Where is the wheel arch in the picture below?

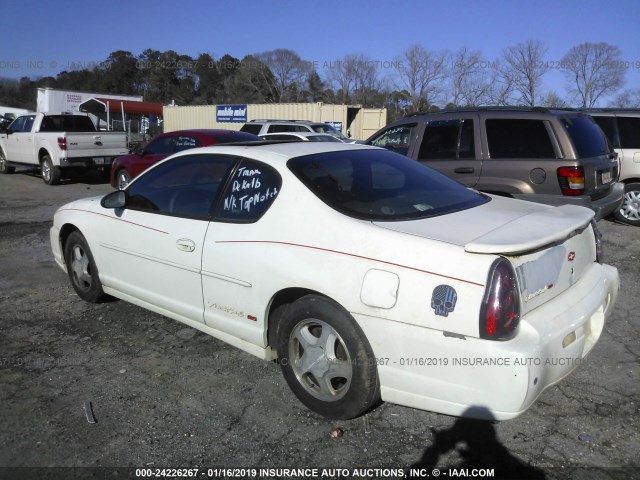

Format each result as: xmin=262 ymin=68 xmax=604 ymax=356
xmin=38 ymin=148 xmax=52 ymax=163
xmin=621 ymin=177 xmax=640 ymax=185
xmin=266 ymin=287 xmax=336 ymax=348
xmin=59 ymin=223 xmax=81 ymax=263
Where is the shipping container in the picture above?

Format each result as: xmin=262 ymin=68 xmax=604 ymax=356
xmin=162 ymin=103 xmax=387 ymax=141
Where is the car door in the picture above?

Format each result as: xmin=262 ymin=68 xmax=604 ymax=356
xmin=411 ymin=115 xmax=482 ymax=187
xmin=200 ymin=158 xmax=282 ymax=348
xmin=3 ymin=115 xmax=34 ymax=163
xmin=131 ymin=134 xmax=178 ymax=178
xmin=98 ymin=153 xmax=237 ymax=324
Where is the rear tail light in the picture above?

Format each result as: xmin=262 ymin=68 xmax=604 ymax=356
xmin=591 ymin=219 xmax=603 ymax=264
xmin=58 ymin=137 xmax=67 ymax=151
xmin=557 ymin=166 xmax=585 ymax=196
xmin=480 ymin=258 xmax=521 ymax=341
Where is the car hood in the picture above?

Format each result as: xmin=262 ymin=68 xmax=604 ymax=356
xmin=372 ymin=196 xmax=595 ymax=255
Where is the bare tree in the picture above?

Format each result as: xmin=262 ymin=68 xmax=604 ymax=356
xmin=486 ymin=60 xmax=515 ymax=106
xmin=450 ymin=47 xmax=493 ymax=106
xmin=396 ymin=44 xmax=448 ymax=111
xmin=542 ymin=91 xmax=568 ymax=108
xmin=326 ymin=55 xmax=357 ymax=104
xmin=501 ymin=40 xmax=549 ymax=106
xmin=350 ymin=54 xmax=380 ymax=106
xmin=609 ymin=88 xmax=640 ymax=108
xmin=561 ymin=43 xmax=626 ymax=108
xmin=255 ymin=49 xmax=311 ymax=102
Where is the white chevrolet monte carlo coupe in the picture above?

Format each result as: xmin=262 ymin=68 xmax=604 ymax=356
xmin=50 ymin=142 xmax=619 ymax=421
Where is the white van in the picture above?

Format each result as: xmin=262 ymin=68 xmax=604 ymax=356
xmin=588 ymin=110 xmax=640 ymax=226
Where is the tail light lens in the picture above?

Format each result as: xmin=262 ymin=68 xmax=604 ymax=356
xmin=58 ymin=137 xmax=67 ymax=151
xmin=591 ymin=219 xmax=603 ymax=264
xmin=557 ymin=166 xmax=585 ymax=196
xmin=480 ymin=258 xmax=521 ymax=341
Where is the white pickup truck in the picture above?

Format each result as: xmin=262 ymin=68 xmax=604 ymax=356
xmin=0 ymin=112 xmax=128 ymax=185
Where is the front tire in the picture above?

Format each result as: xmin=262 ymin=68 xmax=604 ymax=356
xmin=41 ymin=155 xmax=61 ymax=185
xmin=0 ymin=150 xmax=15 ymax=174
xmin=64 ymin=231 xmax=108 ymax=303
xmin=116 ymin=168 xmax=131 ymax=190
xmin=276 ymin=295 xmax=380 ymax=420
xmin=613 ymin=182 xmax=640 ymax=226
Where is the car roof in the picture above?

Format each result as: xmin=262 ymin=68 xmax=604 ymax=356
xmin=261 ymin=132 xmax=333 ymax=138
xmin=165 ymin=129 xmax=261 ymax=139
xmin=170 ymin=140 xmax=376 ymax=164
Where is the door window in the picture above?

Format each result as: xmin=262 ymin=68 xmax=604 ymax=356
xmin=126 ymin=154 xmax=236 ymax=219
xmin=418 ymin=120 xmax=475 ymax=160
xmin=144 ymin=135 xmax=177 ymax=155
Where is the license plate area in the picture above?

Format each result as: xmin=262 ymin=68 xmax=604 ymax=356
xmin=93 ymin=157 xmax=105 ymax=165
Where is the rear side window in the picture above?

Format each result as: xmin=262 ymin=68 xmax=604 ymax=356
xmin=367 ymin=124 xmax=416 ymax=156
xmin=218 ymin=159 xmax=282 ymax=222
xmin=617 ymin=116 xmax=640 ymax=149
xmin=486 ymin=119 xmax=556 ymax=159
xmin=174 ymin=136 xmax=199 ymax=152
xmin=418 ymin=120 xmax=475 ymax=160
xmin=560 ymin=115 xmax=610 ymax=157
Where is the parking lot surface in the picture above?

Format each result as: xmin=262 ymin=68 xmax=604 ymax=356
xmin=0 ymin=169 xmax=638 ymax=480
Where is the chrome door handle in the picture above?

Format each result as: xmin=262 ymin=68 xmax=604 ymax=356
xmin=176 ymin=238 xmax=195 ymax=252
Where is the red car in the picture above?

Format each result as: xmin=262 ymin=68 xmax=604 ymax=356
xmin=110 ymin=129 xmax=261 ymax=189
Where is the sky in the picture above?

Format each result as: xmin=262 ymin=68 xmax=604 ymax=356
xmin=2 ymin=0 xmax=640 ymax=106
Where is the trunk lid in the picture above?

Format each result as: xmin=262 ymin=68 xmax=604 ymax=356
xmin=373 ymin=197 xmax=597 ymax=314
xmin=63 ymin=132 xmax=129 ymax=158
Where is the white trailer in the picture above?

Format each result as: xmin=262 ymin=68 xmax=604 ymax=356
xmin=36 ymin=88 xmax=142 ymax=114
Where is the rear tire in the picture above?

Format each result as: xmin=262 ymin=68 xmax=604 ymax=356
xmin=276 ymin=295 xmax=380 ymax=420
xmin=0 ymin=150 xmax=15 ymax=174
xmin=613 ymin=182 xmax=640 ymax=226
xmin=41 ymin=155 xmax=61 ymax=185
xmin=64 ymin=231 xmax=109 ymax=303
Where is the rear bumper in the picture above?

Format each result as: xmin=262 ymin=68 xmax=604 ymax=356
xmin=512 ymin=182 xmax=624 ymax=220
xmin=58 ymin=156 xmax=116 ymax=168
xmin=353 ymin=262 xmax=619 ymax=420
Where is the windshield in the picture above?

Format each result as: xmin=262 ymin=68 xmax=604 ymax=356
xmin=311 ymin=123 xmax=350 ymax=140
xmin=288 ymin=149 xmax=488 ymax=221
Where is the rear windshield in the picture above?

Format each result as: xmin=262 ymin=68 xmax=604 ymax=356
xmin=39 ymin=115 xmax=96 ymax=132
xmin=240 ymin=124 xmax=262 ymax=135
xmin=288 ymin=149 xmax=488 ymax=221
xmin=560 ymin=114 xmax=611 ymax=158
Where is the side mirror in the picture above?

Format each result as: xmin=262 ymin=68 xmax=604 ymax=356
xmin=101 ymin=190 xmax=126 ymax=209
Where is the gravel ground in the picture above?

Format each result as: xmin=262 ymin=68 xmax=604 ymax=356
xmin=0 ymin=168 xmax=638 ymax=480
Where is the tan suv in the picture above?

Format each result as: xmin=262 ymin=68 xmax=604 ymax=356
xmin=365 ymin=107 xmax=624 ymax=220
xmin=586 ymin=109 xmax=640 ymax=226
